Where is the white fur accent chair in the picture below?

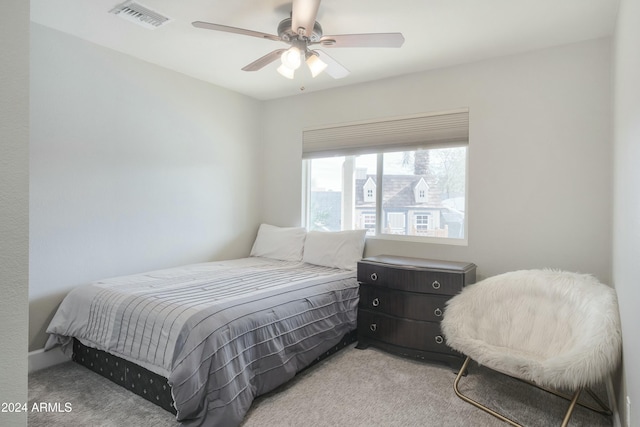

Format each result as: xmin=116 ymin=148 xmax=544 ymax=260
xmin=441 ymin=269 xmax=622 ymax=427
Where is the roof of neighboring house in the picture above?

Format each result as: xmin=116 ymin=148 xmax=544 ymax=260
xmin=356 ymin=175 xmax=444 ymax=209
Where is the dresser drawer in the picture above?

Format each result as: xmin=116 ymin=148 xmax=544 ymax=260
xmin=356 ymin=255 xmax=475 ymax=366
xmin=357 ymin=310 xmax=455 ymax=356
xmin=359 ymin=284 xmax=449 ymax=322
xmin=358 ymin=262 xmax=464 ymax=296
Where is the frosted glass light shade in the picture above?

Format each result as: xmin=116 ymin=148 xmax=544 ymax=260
xmin=277 ymin=64 xmax=295 ymax=79
xmin=280 ymin=47 xmax=302 ymax=70
xmin=306 ymin=54 xmax=328 ymax=78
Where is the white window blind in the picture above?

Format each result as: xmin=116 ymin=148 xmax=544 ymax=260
xmin=302 ymin=108 xmax=469 ymax=159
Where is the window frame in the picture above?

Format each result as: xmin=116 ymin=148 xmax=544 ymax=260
xmin=302 ymin=146 xmax=469 ymax=246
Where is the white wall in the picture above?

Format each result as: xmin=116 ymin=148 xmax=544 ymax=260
xmin=613 ymin=0 xmax=640 ymax=424
xmin=0 ymin=1 xmax=29 ymax=426
xmin=22 ymin=13 xmax=635 ymax=424
xmin=29 ymin=24 xmax=264 ymax=351
xmin=261 ymin=39 xmax=612 ymax=282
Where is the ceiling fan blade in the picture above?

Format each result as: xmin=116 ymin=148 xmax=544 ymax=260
xmin=291 ymin=0 xmax=321 ymax=38
xmin=317 ymin=33 xmax=405 ymax=48
xmin=241 ymin=49 xmax=287 ymax=71
xmin=192 ymin=21 xmax=281 ymax=42
xmin=313 ymin=49 xmax=349 ymax=79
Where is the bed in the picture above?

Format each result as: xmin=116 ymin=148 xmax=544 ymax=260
xmin=45 ymin=225 xmax=366 ymax=427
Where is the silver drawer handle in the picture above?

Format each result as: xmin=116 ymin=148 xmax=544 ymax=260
xmin=370 ymin=323 xmax=377 ymax=332
xmin=431 ymin=280 xmax=441 ymax=290
xmin=435 ymin=335 xmax=444 ymax=344
xmin=372 ymin=298 xmax=380 ymax=307
xmin=370 ymin=273 xmax=378 ymax=281
xmin=434 ymin=308 xmax=443 ymax=317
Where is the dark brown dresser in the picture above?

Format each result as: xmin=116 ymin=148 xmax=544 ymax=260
xmin=356 ymin=255 xmax=476 ymax=367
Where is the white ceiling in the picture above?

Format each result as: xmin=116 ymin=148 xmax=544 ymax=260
xmin=31 ymin=0 xmax=619 ymax=101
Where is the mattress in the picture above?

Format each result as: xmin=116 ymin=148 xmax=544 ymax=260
xmin=46 ymin=257 xmax=359 ymax=426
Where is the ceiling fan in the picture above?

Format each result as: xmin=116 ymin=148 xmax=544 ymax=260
xmin=192 ymin=0 xmax=404 ymax=80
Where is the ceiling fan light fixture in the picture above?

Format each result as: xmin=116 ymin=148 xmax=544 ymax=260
xmin=306 ymin=53 xmax=327 ymax=78
xmin=192 ymin=0 xmax=404 ymax=82
xmin=277 ymin=64 xmax=295 ymax=79
xmin=280 ymin=47 xmax=302 ymax=70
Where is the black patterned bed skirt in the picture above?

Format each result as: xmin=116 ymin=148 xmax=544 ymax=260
xmin=72 ymin=339 xmax=177 ymax=414
xmin=72 ymin=329 xmax=357 ymax=415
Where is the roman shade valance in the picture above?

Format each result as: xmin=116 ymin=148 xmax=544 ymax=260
xmin=302 ymin=108 xmax=469 ymax=159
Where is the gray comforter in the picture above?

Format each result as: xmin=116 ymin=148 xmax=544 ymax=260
xmin=45 ymin=257 xmax=359 ymax=426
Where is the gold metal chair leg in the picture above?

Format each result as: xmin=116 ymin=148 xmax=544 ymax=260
xmin=453 ymin=356 xmax=523 ymax=427
xmin=584 ymin=387 xmax=613 ymax=416
xmin=453 ymin=356 xmax=612 ymax=427
xmin=519 ymin=380 xmax=612 ymax=416
xmin=560 ymin=388 xmax=581 ymax=427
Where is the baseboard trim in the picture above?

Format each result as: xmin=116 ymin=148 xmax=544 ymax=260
xmin=607 ymin=375 xmax=622 ymax=427
xmin=28 ymin=347 xmax=70 ymax=373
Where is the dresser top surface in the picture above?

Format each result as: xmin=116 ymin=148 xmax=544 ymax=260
xmin=359 ymin=255 xmax=476 ymax=274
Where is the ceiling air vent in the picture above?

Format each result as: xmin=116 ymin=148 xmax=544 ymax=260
xmin=109 ymin=1 xmax=171 ymax=29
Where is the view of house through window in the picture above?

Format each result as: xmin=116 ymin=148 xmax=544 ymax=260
xmin=306 ymin=147 xmax=467 ymax=241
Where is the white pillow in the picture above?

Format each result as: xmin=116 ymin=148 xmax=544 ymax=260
xmin=250 ymin=224 xmax=306 ymax=261
xmin=303 ymin=230 xmax=367 ymax=270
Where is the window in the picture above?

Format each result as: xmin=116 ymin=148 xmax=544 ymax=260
xmin=415 ymin=213 xmax=431 ymax=233
xmin=304 ymin=146 xmax=467 ymax=242
xmin=302 ymin=109 xmax=469 ymax=244
xmin=362 ymin=212 xmax=376 ymax=235
xmin=306 ymin=154 xmax=377 ymax=232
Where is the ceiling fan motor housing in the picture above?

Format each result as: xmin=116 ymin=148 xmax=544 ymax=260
xmin=277 ymin=18 xmax=323 ymax=42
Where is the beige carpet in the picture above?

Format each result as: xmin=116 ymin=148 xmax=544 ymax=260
xmin=28 ymin=344 xmax=613 ymax=426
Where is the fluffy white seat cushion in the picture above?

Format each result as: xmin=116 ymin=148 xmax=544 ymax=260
xmin=441 ymin=269 xmax=622 ymax=389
